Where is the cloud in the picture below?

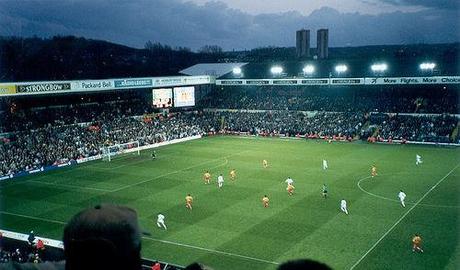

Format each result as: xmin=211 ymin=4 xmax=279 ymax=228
xmin=371 ymin=0 xmax=459 ymax=9
xmin=0 ymin=0 xmax=458 ymax=50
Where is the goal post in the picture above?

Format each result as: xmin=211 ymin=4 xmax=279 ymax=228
xmin=102 ymin=141 xmax=140 ymax=162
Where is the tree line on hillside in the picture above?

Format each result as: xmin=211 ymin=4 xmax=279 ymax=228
xmin=0 ymin=36 xmax=226 ymax=82
xmin=0 ymin=35 xmax=458 ymax=82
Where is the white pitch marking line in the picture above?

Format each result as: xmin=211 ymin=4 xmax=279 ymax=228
xmin=0 ymin=210 xmax=278 ymax=265
xmin=4 ymin=167 xmax=78 ymax=188
xmin=349 ymin=163 xmax=460 ymax=270
xmin=27 ymin=180 xmax=112 ymax=192
xmin=143 ymin=236 xmax=279 ymax=265
xmin=90 ymin=156 xmax=152 ymax=171
xmin=0 ymin=211 xmax=66 ymax=225
xmin=357 ymin=175 xmax=460 ymax=208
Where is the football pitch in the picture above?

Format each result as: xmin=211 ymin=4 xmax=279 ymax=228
xmin=0 ymin=136 xmax=459 ymax=270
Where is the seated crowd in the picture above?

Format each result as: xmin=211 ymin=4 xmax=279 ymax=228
xmin=0 ymin=113 xmax=206 ymax=176
xmin=199 ymin=86 xmax=459 ymax=114
xmin=0 ymin=248 xmax=42 ymax=264
xmin=2 ymin=108 xmax=457 ymax=177
xmin=0 ymin=232 xmax=46 ymax=264
xmin=0 ymin=94 xmax=151 ymax=133
xmin=204 ymin=111 xmax=364 ymax=138
xmin=369 ymin=113 xmax=458 ymax=143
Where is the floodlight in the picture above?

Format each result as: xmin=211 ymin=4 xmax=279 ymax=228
xmin=371 ymin=63 xmax=388 ymax=72
xmin=419 ymin=62 xmax=436 ymax=70
xmin=302 ymin=65 xmax=315 ymax=74
xmin=232 ymin=67 xmax=242 ymax=75
xmin=335 ymin=65 xmax=347 ymax=73
xmin=271 ymin=66 xmax=283 ymax=75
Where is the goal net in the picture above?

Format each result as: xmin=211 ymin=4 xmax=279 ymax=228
xmin=102 ymin=141 xmax=140 ymax=162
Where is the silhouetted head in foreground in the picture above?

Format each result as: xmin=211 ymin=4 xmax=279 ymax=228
xmin=63 ymin=204 xmax=142 ymax=270
xmin=184 ymin=262 xmax=214 ymax=270
xmin=277 ymin=259 xmax=333 ymax=270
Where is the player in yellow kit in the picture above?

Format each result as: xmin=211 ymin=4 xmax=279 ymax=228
xmin=230 ymin=169 xmax=236 ymax=180
xmin=412 ymin=234 xmax=424 ymax=253
xmin=262 ymin=195 xmax=269 ymax=208
xmin=203 ymin=171 xmax=211 ymax=184
xmin=286 ymin=184 xmax=295 ymax=196
xmin=263 ymin=159 xmax=268 ymax=168
xmin=371 ymin=165 xmax=377 ymax=178
xmin=185 ymin=194 xmax=193 ymax=210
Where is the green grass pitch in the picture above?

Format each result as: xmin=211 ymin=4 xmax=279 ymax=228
xmin=0 ymin=136 xmax=459 ymax=270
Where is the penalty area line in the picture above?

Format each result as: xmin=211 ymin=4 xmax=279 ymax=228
xmin=349 ymin=163 xmax=460 ymax=270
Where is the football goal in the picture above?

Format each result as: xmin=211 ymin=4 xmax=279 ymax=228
xmin=102 ymin=141 xmax=140 ymax=162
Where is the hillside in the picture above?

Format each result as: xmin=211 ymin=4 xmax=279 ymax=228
xmin=1 ymin=35 xmax=458 ymax=82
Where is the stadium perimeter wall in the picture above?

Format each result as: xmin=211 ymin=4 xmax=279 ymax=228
xmin=203 ymin=108 xmax=460 ymax=118
xmin=214 ymin=130 xmax=460 ymax=147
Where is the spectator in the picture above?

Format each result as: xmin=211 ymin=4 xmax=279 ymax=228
xmin=277 ymin=259 xmax=332 ymax=270
xmin=184 ymin=262 xmax=213 ymax=270
xmin=151 ymin=261 xmax=161 ymax=270
xmin=11 ymin=249 xmax=23 ymax=263
xmin=63 ymin=204 xmax=143 ymax=270
xmin=27 ymin=232 xmax=35 ymax=247
xmin=35 ymin=239 xmax=45 ymax=257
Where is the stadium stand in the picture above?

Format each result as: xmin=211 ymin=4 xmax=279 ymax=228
xmin=0 ymin=80 xmax=459 ymax=177
xmin=369 ymin=113 xmax=458 ymax=143
xmin=1 ymin=104 xmax=458 ymax=177
xmin=203 ymin=111 xmax=363 ymax=138
xmin=198 ymin=85 xmax=459 ymax=114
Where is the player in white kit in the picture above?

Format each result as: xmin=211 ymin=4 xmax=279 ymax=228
xmin=217 ymin=174 xmax=224 ymax=188
xmin=323 ymin=159 xmax=328 ymax=170
xmin=416 ymin=154 xmax=422 ymax=166
xmin=285 ymin=177 xmax=294 ymax=186
xmin=398 ymin=190 xmax=406 ymax=207
xmin=157 ymin=213 xmax=167 ymax=230
xmin=340 ymin=199 xmax=348 ymax=215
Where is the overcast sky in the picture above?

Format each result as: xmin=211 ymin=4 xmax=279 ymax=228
xmin=0 ymin=0 xmax=458 ymax=50
xmin=187 ymin=0 xmax=426 ymax=15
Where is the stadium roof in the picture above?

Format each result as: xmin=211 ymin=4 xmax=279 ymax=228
xmin=180 ymin=63 xmax=248 ymax=77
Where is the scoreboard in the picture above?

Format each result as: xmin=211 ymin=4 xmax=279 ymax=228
xmin=152 ymin=88 xmax=173 ymax=108
xmin=173 ymin=86 xmax=195 ymax=107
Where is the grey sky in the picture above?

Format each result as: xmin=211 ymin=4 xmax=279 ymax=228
xmin=0 ymin=0 xmax=458 ymax=50
xmin=186 ymin=0 xmax=426 ymax=15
